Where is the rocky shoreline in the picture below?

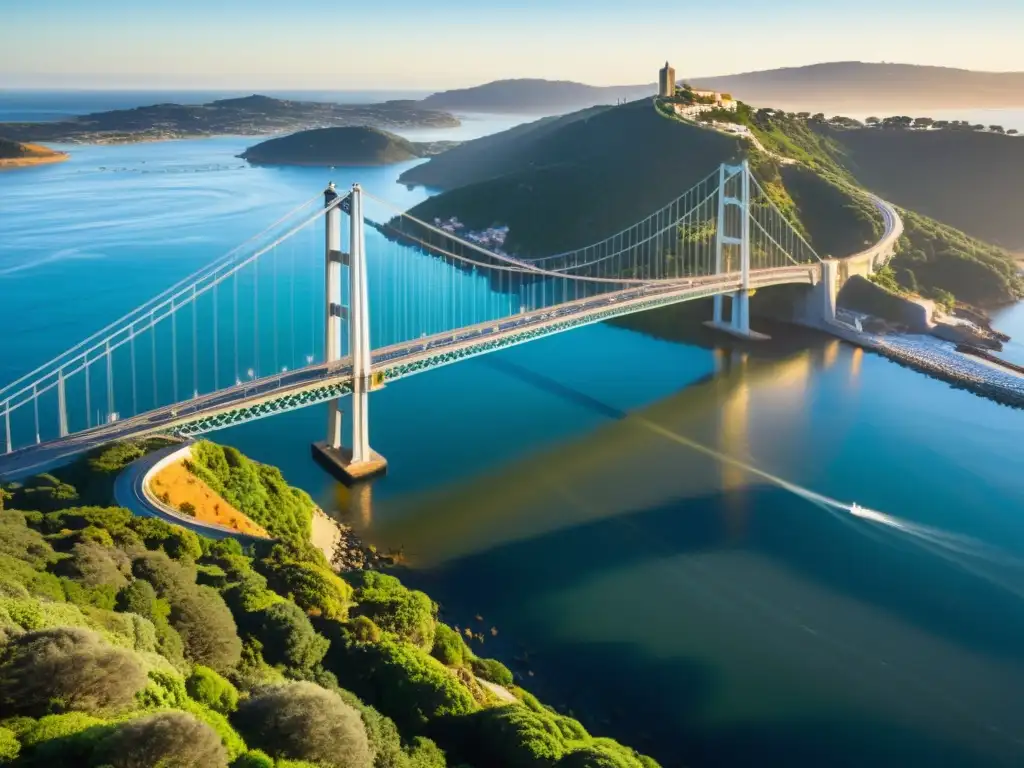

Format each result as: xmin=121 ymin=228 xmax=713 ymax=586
xmin=827 ymin=322 xmax=1024 ymax=408
xmin=312 ymin=506 xmax=402 ymax=572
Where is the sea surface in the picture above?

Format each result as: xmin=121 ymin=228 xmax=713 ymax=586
xmin=2 ymin=99 xmax=1024 ymax=767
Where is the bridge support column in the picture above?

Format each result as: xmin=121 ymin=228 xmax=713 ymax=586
xmin=704 ymin=161 xmax=768 ymax=341
xmin=313 ymin=183 xmax=387 ymax=486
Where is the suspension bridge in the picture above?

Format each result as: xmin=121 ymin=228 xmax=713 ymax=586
xmin=0 ymin=160 xmax=880 ymax=482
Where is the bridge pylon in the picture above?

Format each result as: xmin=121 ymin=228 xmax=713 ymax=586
xmin=705 ymin=160 xmax=769 ymax=341
xmin=312 ymin=183 xmax=388 ymax=485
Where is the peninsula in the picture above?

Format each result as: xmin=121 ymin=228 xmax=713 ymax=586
xmin=0 ymin=94 xmax=459 ymax=145
xmin=241 ymin=126 xmax=458 ymax=167
xmin=0 ymin=137 xmax=67 ymax=169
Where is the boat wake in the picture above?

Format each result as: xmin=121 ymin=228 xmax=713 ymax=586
xmin=633 ymin=413 xmax=1024 ymax=596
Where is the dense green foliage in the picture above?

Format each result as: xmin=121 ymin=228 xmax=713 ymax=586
xmin=0 ymin=440 xmax=660 ymax=767
xmin=187 ymin=441 xmax=314 ymax=542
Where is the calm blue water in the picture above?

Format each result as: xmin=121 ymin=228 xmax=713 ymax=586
xmin=2 ymin=117 xmax=1024 ymax=767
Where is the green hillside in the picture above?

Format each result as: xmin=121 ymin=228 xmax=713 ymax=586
xmin=814 ymin=124 xmax=1024 ymax=251
xmin=406 ymin=100 xmax=748 ymax=256
xmin=0 ymin=440 xmax=659 ymax=768
xmin=740 ymin=109 xmax=1023 ymax=304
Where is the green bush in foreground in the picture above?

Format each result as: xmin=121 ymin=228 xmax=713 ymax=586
xmin=233 ymin=681 xmax=372 ymax=768
xmin=470 ymin=656 xmax=514 ymax=687
xmin=93 ymin=710 xmax=229 ymax=768
xmin=0 ymin=627 xmax=147 ymax=717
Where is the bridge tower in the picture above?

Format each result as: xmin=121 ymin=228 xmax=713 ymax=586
xmin=312 ymin=183 xmax=388 ymax=485
xmin=706 ymin=160 xmax=768 ymax=341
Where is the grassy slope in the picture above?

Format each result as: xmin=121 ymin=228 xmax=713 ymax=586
xmin=815 ymin=126 xmax=1024 ymax=251
xmin=742 ymin=110 xmax=1022 ymax=305
xmin=407 ymin=100 xmax=747 ymax=256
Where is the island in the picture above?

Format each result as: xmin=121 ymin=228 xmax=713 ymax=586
xmin=240 ymin=126 xmax=459 ymax=167
xmin=0 ymin=137 xmax=67 ymax=169
xmin=0 ymin=94 xmax=459 ymax=145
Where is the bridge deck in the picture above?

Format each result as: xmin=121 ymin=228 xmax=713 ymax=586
xmin=0 ymin=266 xmax=814 ymax=479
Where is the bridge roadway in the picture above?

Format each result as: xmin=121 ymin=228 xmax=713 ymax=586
xmin=0 ymin=265 xmax=815 ymax=480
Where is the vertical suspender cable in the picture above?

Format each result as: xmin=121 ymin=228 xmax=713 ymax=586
xmin=171 ymin=300 xmax=178 ymax=403
xmin=192 ymin=284 xmax=198 ymax=397
xmin=151 ymin=310 xmax=158 ymax=407
xmin=105 ymin=339 xmax=114 ymax=421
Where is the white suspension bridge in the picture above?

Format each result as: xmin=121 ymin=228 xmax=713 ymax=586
xmin=0 ymin=160 xmax=869 ymax=482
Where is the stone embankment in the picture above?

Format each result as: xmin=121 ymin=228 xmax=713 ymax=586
xmin=827 ymin=321 xmax=1024 ymax=408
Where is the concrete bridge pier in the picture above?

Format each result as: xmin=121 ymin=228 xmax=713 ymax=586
xmin=313 ymin=183 xmax=387 ymax=486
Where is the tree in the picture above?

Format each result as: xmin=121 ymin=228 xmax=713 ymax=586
xmin=913 ymin=117 xmax=934 ymax=128
xmin=115 ymin=578 xmax=186 ymax=669
xmin=470 ymin=657 xmax=514 ymax=687
xmin=866 ymin=116 xmax=880 ymax=125
xmin=0 ymin=627 xmax=147 ymax=717
xmin=255 ymin=601 xmax=329 ymax=671
xmin=233 ymin=681 xmax=373 ymax=768
xmin=1009 ymin=129 xmax=1019 ymax=135
xmin=989 ymin=125 xmax=1005 ymax=133
xmin=810 ymin=112 xmax=825 ymax=122
xmin=186 ymin=665 xmax=239 ymax=714
xmin=93 ymin=711 xmax=229 ymax=768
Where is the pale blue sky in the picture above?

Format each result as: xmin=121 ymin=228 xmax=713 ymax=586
xmin=3 ymin=0 xmax=1023 ymax=89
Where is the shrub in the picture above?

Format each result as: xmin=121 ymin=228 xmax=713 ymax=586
xmin=350 ymin=615 xmax=382 ymax=644
xmin=233 ymin=749 xmax=276 ymax=768
xmin=465 ymin=705 xmax=569 ymax=768
xmin=0 ymin=553 xmax=64 ymax=601
xmin=19 ymin=712 xmax=101 ymax=748
xmin=56 ymin=541 xmax=129 ymax=590
xmin=115 ymin=579 xmax=186 ymax=668
xmin=61 ymin=578 xmax=119 ymax=610
xmin=5 ymin=474 xmax=80 ymax=513
xmin=431 ymin=623 xmax=470 ymax=666
xmin=233 ymin=681 xmax=372 ymax=768
xmin=328 ymin=639 xmax=476 ymax=732
xmin=93 ymin=710 xmax=229 ymax=768
xmin=131 ymin=551 xmax=196 ymax=598
xmin=187 ymin=665 xmax=240 ymax=714
xmin=131 ymin=517 xmax=203 ymax=562
xmin=406 ymin=736 xmax=447 ymax=768
xmin=197 ymin=563 xmax=229 ymax=587
xmin=223 ymin=569 xmax=282 ymax=616
xmin=169 ymin=584 xmax=243 ymax=673
xmin=0 ymin=519 xmax=54 ymax=568
xmin=347 ymin=572 xmax=436 ymax=650
xmin=470 ymin=656 xmax=514 ymax=687
xmin=180 ymin=501 xmax=197 ymax=516
xmin=0 ymin=627 xmax=148 ymax=716
xmin=181 ymin=698 xmax=248 ymax=760
xmin=555 ymin=741 xmax=657 ymax=768
xmin=0 ymin=726 xmax=18 ymax=763
xmin=137 ymin=668 xmax=188 ymax=709
xmin=254 ymin=601 xmax=329 ymax=671
xmin=265 ymin=559 xmax=354 ymax=621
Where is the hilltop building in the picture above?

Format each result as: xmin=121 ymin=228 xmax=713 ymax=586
xmin=658 ymin=62 xmax=676 ymax=98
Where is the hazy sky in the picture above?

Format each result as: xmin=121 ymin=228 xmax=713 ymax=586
xmin=3 ymin=0 xmax=1023 ymax=90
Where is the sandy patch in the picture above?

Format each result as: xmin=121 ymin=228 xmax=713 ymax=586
xmin=311 ymin=507 xmax=342 ymax=563
xmin=149 ymin=460 xmax=270 ymax=537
